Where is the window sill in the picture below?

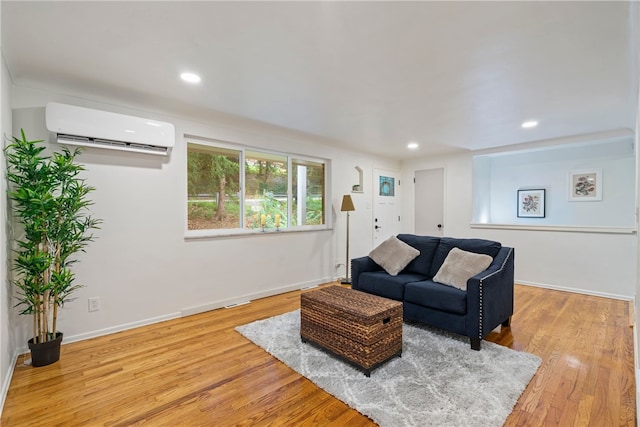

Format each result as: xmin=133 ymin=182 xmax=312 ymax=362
xmin=469 ymin=223 xmax=636 ymax=234
xmin=184 ymin=225 xmax=331 ymax=240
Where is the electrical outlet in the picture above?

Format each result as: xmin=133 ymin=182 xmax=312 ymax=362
xmin=88 ymin=297 xmax=100 ymax=312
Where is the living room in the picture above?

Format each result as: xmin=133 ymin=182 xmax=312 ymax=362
xmin=1 ymin=1 xmax=639 ymax=425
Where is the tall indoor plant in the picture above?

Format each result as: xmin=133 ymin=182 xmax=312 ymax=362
xmin=5 ymin=129 xmax=101 ymax=366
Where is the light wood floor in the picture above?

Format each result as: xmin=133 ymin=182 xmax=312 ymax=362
xmin=1 ymin=284 xmax=636 ymax=426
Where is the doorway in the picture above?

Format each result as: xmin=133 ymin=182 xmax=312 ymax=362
xmin=373 ymin=169 xmax=401 ymax=246
xmin=414 ymin=168 xmax=444 ymax=236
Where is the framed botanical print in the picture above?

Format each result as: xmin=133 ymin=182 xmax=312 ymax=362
xmin=568 ymin=169 xmax=602 ymax=201
xmin=517 ymin=189 xmax=545 ymax=218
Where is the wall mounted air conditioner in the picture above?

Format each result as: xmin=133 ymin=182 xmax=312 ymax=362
xmin=45 ymin=102 xmax=175 ymax=156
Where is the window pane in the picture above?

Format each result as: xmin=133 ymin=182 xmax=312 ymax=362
xmin=244 ymin=150 xmax=288 ymax=230
xmin=187 ymin=144 xmax=241 ymax=230
xmin=292 ymin=159 xmax=325 ymax=226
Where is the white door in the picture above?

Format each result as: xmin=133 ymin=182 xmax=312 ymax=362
xmin=373 ymin=169 xmax=401 ymax=246
xmin=415 ymin=168 xmax=444 ymax=236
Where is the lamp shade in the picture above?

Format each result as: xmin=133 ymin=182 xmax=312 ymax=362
xmin=341 ymin=195 xmax=355 ymax=212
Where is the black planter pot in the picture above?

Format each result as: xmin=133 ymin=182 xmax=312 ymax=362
xmin=28 ymin=332 xmax=63 ymax=367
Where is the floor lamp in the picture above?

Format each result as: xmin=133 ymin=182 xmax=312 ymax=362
xmin=341 ymin=195 xmax=355 ymax=285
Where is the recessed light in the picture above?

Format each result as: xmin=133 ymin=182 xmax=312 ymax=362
xmin=407 ymin=142 xmax=419 ymax=149
xmin=521 ymin=120 xmax=538 ymax=129
xmin=180 ymin=72 xmax=201 ymax=84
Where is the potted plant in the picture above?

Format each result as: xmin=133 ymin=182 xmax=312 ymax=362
xmin=5 ymin=129 xmax=101 ymax=366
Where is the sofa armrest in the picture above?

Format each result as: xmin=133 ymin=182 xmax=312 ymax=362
xmin=466 ymin=247 xmax=515 ymax=340
xmin=351 ymin=256 xmax=383 ymax=290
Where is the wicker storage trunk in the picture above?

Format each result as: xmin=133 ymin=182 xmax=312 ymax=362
xmin=300 ymin=285 xmax=403 ymax=376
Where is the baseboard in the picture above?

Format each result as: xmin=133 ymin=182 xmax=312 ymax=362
xmin=57 ymin=312 xmax=183 ymax=348
xmin=11 ymin=311 xmax=188 ymax=356
xmin=0 ymin=352 xmax=19 ymax=418
xmin=517 ymin=280 xmax=633 ymax=301
xmin=181 ymin=277 xmax=332 ymax=317
xmin=11 ymin=277 xmax=334 ymax=355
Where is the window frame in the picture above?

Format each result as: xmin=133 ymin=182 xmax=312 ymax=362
xmin=185 ymin=137 xmax=332 ymax=239
xmin=290 ymin=155 xmax=327 ymax=228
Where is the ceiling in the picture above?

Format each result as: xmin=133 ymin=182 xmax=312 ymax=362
xmin=2 ymin=1 xmax=638 ymax=160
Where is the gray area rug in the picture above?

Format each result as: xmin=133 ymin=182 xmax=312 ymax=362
xmin=236 ymin=310 xmax=541 ymax=427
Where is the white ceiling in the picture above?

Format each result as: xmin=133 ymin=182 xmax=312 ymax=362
xmin=2 ymin=1 xmax=638 ymax=160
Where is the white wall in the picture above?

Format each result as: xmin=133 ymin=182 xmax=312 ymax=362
xmin=474 ymin=139 xmax=636 ymax=227
xmin=1 ymin=15 xmax=16 ymax=415
xmin=402 ymin=150 xmax=637 ymax=300
xmin=633 ymin=1 xmax=640 ymax=413
xmin=634 ymin=74 xmax=640 ymax=413
xmin=10 ymin=85 xmax=399 ymax=349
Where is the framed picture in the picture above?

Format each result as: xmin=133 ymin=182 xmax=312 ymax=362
xmin=568 ymin=169 xmax=602 ymax=201
xmin=379 ymin=176 xmax=395 ymax=197
xmin=517 ymin=189 xmax=545 ymax=218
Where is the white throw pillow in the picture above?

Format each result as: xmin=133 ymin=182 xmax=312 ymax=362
xmin=369 ymin=235 xmax=420 ymax=276
xmin=433 ymin=247 xmax=493 ymax=291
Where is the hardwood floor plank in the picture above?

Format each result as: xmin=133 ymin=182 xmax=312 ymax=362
xmin=1 ymin=284 xmax=635 ymax=426
xmin=502 ymin=286 xmax=636 ymax=427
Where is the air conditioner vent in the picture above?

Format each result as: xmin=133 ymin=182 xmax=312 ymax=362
xmin=57 ymin=134 xmax=169 ymax=155
xmin=46 ymin=103 xmax=175 ymax=156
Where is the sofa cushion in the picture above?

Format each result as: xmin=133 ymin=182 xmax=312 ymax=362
xmin=369 ymin=235 xmax=420 ymax=276
xmin=397 ymin=234 xmax=440 ymax=275
xmin=433 ymin=248 xmax=493 ymax=291
xmin=358 ymin=271 xmax=428 ymax=301
xmin=429 ymin=237 xmax=502 ymax=277
xmin=404 ymin=280 xmax=467 ymax=315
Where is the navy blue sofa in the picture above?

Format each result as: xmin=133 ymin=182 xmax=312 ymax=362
xmin=351 ymin=234 xmax=514 ymax=350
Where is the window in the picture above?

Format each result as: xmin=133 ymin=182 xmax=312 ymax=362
xmin=187 ymin=139 xmax=329 ymax=234
xmin=244 ymin=150 xmax=288 ymax=230
xmin=187 ymin=144 xmax=241 ymax=230
xmin=292 ymin=159 xmax=325 ymax=226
